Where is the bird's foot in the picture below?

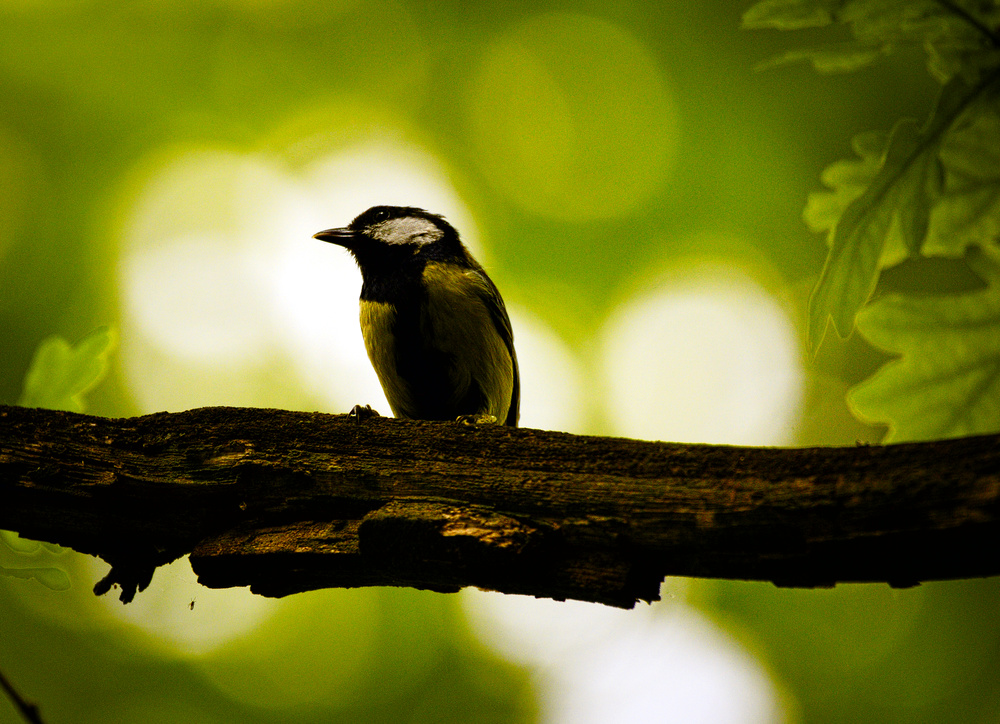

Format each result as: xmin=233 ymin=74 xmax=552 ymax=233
xmin=456 ymin=413 xmax=498 ymax=425
xmin=349 ymin=404 xmax=380 ymax=422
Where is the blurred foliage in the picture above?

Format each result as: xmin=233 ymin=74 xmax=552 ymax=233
xmin=1 ymin=0 xmax=999 ymax=722
xmin=850 ymin=246 xmax=1000 ymax=440
xmin=698 ymin=576 xmax=1000 ymax=724
xmin=0 ymin=531 xmax=71 ymax=594
xmin=2 ymin=326 xmax=109 ymax=606
xmin=745 ymin=0 xmax=1000 ymax=440
xmin=17 ymin=326 xmax=115 ymax=413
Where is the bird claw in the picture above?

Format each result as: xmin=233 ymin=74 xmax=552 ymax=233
xmin=349 ymin=404 xmax=380 ymax=422
xmin=456 ymin=413 xmax=498 ymax=426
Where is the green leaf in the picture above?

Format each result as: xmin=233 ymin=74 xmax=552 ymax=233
xmin=747 ymin=0 xmax=1000 ymax=82
xmin=804 ymin=130 xmax=887 ymax=234
xmin=1 ymin=530 xmax=72 ymax=592
xmin=928 ymin=86 xmax=1000 ymax=255
xmin=755 ymin=44 xmax=889 ymax=73
xmin=919 ymin=14 xmax=1000 ymax=83
xmin=808 ymin=76 xmax=983 ymax=350
xmin=849 ymin=248 xmax=1000 ymax=442
xmin=897 ymin=130 xmax=944 ymax=256
xmin=0 ymin=564 xmax=72 ymax=591
xmin=742 ymin=0 xmax=841 ymax=30
xmin=808 ymin=118 xmax=923 ymax=347
xmin=17 ymin=326 xmax=116 ymax=413
xmin=1 ymin=532 xmax=72 ymax=592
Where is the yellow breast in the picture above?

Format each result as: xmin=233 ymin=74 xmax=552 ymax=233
xmin=359 ymin=299 xmax=414 ymax=418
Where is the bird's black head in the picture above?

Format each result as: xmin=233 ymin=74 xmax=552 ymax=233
xmin=314 ymin=206 xmax=468 ymax=269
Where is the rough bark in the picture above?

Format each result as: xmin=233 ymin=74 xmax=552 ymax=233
xmin=1 ymin=404 xmax=997 ymax=608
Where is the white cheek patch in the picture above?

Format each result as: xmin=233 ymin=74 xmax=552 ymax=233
xmin=370 ymin=217 xmax=443 ymax=246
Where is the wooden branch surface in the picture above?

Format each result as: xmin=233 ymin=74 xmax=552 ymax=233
xmin=1 ymin=404 xmax=998 ymax=608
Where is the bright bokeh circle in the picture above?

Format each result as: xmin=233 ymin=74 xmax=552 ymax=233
xmin=468 ymin=13 xmax=677 ymax=220
xmin=600 ymin=264 xmax=803 ymax=445
xmin=465 ymin=590 xmax=785 ymax=724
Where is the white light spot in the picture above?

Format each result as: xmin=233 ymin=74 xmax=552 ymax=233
xmin=509 ymin=306 xmax=586 ymax=432
xmin=89 ymin=556 xmax=279 ymax=655
xmin=600 ymin=267 xmax=803 ymax=445
xmin=122 ymin=234 xmax=271 ymax=364
xmin=548 ymin=608 xmax=783 ymax=724
xmin=465 ymin=591 xmax=785 ymax=724
xmin=306 ymin=143 xmax=482 ymax=257
xmin=268 ymin=220 xmax=389 ymax=413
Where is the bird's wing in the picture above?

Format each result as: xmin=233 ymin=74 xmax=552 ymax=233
xmin=470 ymin=270 xmax=520 ymax=427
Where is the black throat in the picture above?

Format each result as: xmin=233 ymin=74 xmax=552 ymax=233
xmin=356 ymin=249 xmax=427 ymax=304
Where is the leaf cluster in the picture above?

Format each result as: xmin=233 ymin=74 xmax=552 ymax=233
xmin=745 ymin=0 xmax=1000 ymax=80
xmin=3 ymin=328 xmax=114 ymax=591
xmin=745 ymin=0 xmax=1000 ymax=440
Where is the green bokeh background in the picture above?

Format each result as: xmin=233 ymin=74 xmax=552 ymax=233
xmin=2 ymin=1 xmax=999 ymax=722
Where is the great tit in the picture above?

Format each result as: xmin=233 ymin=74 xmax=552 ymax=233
xmin=314 ymin=206 xmax=519 ymax=426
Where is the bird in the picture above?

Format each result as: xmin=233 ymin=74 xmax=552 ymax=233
xmin=314 ymin=206 xmax=519 ymax=427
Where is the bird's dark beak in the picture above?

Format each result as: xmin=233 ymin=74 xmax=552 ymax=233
xmin=313 ymin=227 xmax=358 ymax=248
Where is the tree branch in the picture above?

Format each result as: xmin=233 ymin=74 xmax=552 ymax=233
xmin=1 ymin=404 xmax=998 ymax=608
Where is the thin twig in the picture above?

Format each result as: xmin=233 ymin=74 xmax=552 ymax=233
xmin=935 ymin=0 xmax=1000 ymax=48
xmin=0 ymin=668 xmax=45 ymax=724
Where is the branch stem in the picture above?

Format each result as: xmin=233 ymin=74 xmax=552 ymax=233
xmin=0 ymin=668 xmax=45 ymax=724
xmin=1 ymin=405 xmax=998 ymax=607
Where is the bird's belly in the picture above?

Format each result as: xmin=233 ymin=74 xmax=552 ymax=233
xmin=359 ymin=300 xmax=415 ymax=418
